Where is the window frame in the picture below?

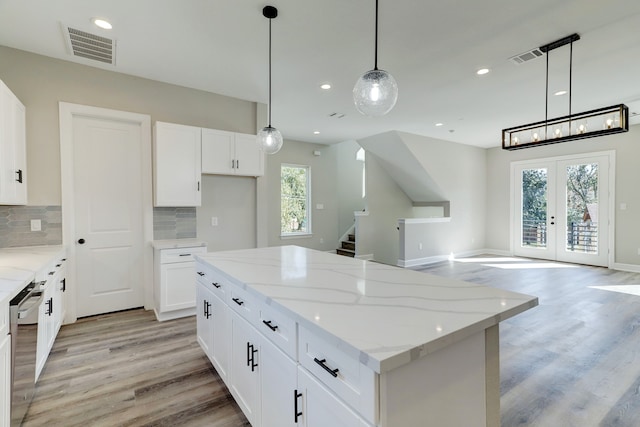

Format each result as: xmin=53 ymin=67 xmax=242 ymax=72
xmin=280 ymin=163 xmax=312 ymax=238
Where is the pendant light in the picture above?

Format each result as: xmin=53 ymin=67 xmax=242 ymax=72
xmin=353 ymin=0 xmax=398 ymax=117
xmin=257 ymin=5 xmax=283 ymax=154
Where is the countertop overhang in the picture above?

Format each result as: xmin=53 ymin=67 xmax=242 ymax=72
xmin=0 ymin=245 xmax=66 ymax=305
xmin=196 ymin=245 xmax=538 ymax=373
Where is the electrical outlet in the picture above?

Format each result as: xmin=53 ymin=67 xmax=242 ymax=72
xmin=30 ymin=219 xmax=41 ymax=231
xmin=637 ymin=248 xmax=640 ymax=256
xmin=419 ymin=243 xmax=423 ymax=250
xmin=320 ymin=238 xmax=324 ymax=244
xmin=211 ymin=217 xmax=218 ymax=226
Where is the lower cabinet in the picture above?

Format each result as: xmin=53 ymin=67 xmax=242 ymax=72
xmin=0 ymin=333 xmax=10 ymax=427
xmin=36 ymin=275 xmax=56 ymax=380
xmin=297 ymin=367 xmax=369 ymax=427
xmin=196 ymin=260 xmax=374 ymax=427
xmin=196 ymin=281 xmax=229 ymax=381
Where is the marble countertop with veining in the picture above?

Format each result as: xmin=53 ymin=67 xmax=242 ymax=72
xmin=0 ymin=245 xmax=65 ymax=306
xmin=196 ymin=246 xmax=538 ymax=373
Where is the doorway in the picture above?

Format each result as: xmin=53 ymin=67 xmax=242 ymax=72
xmin=59 ymin=103 xmax=153 ymax=321
xmin=512 ymin=152 xmax=614 ymax=267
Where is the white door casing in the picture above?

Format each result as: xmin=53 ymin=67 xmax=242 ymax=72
xmin=59 ymin=103 xmax=153 ymax=322
xmin=511 ymin=151 xmax=615 ymax=267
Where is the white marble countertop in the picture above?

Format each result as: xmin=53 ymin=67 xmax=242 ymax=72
xmin=0 ymin=245 xmax=65 ymax=306
xmin=151 ymin=239 xmax=207 ymax=250
xmin=197 ymin=246 xmax=538 ymax=373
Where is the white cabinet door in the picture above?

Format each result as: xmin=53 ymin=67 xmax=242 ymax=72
xmin=153 ymin=121 xmax=201 ymax=207
xmin=201 ymin=128 xmax=234 ymax=175
xmin=210 ymin=290 xmax=230 ymax=381
xmin=201 ymin=128 xmax=264 ymax=177
xmin=234 ymin=133 xmax=263 ymax=177
xmin=0 ymin=79 xmax=27 ymax=205
xmin=160 ymin=261 xmax=196 ymax=312
xmin=0 ymin=334 xmax=10 ymax=427
xmin=230 ymin=311 xmax=261 ymax=426
xmin=297 ymin=367 xmax=370 ymax=427
xmin=36 ymin=280 xmax=55 ymax=381
xmin=260 ymin=335 xmax=298 ymax=427
xmin=196 ymin=281 xmax=214 ymax=358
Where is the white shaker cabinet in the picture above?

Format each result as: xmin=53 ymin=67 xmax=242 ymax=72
xmin=153 ymin=121 xmax=201 ymax=207
xmin=297 ymin=367 xmax=369 ymax=427
xmin=196 ymin=278 xmax=230 ymax=381
xmin=154 ymin=245 xmax=207 ymax=321
xmin=229 ymin=311 xmax=262 ymax=426
xmin=201 ymin=128 xmax=263 ymax=177
xmin=0 ymin=78 xmax=27 ymax=205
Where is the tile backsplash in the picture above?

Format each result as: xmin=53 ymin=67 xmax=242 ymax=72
xmin=0 ymin=205 xmax=197 ymax=247
xmin=153 ymin=207 xmax=197 ymax=240
xmin=0 ymin=205 xmax=62 ymax=248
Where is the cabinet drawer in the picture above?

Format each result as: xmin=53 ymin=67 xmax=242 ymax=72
xmin=257 ymin=302 xmax=297 ymax=359
xmin=195 ymin=263 xmax=228 ymax=301
xmin=161 ymin=246 xmax=207 ymax=263
xmin=299 ymin=326 xmax=378 ymax=425
xmin=228 ymin=285 xmax=256 ymax=323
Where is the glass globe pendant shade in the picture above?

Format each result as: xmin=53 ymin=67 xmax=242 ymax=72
xmin=353 ymin=69 xmax=398 ymax=116
xmin=257 ymin=126 xmax=283 ymax=155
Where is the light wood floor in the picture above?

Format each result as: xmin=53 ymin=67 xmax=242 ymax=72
xmin=23 ymin=256 xmax=640 ymax=426
xmin=418 ymin=256 xmax=640 ymax=427
xmin=23 ymin=309 xmax=249 ymax=427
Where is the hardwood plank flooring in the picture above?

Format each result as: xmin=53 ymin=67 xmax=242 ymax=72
xmin=417 ymin=256 xmax=640 ymax=427
xmin=22 ymin=309 xmax=249 ymax=427
xmin=22 ymin=256 xmax=640 ymax=426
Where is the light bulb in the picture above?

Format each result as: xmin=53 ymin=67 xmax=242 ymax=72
xmin=353 ymin=69 xmax=398 ymax=116
xmin=532 ymin=132 xmax=539 ymax=142
xmin=606 ymin=118 xmax=614 ymax=129
xmin=554 ymin=128 xmax=562 ymax=138
xmin=257 ymin=126 xmax=283 ymax=155
xmin=577 ymin=124 xmax=586 ymax=134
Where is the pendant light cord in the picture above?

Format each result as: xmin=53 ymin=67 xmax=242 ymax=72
xmin=268 ymin=17 xmax=272 ymax=127
xmin=569 ymin=40 xmax=573 ymax=119
xmin=374 ymin=0 xmax=379 ymax=70
xmin=545 ymin=49 xmax=549 ymax=136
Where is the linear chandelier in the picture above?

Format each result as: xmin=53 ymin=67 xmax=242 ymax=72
xmin=502 ymin=33 xmax=629 ymax=150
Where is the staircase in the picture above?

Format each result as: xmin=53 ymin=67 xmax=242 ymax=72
xmin=336 ymin=233 xmax=356 ymax=257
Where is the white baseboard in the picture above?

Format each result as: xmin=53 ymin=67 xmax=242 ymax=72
xmin=398 ymin=248 xmax=513 ymax=268
xmin=611 ymin=262 xmax=640 ymax=273
xmin=356 ymin=253 xmax=374 ymax=261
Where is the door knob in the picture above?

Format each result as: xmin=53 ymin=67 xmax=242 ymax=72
xmin=78 ymin=238 xmax=85 ymax=244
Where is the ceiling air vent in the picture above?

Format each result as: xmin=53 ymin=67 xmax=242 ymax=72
xmin=63 ymin=25 xmax=116 ymax=65
xmin=508 ymin=48 xmax=544 ymax=65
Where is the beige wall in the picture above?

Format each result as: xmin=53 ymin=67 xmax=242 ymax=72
xmin=0 ymin=45 xmax=256 ymax=206
xmin=486 ymin=124 xmax=640 ymax=266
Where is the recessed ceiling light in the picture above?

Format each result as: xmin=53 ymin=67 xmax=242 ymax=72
xmin=313 ymin=131 xmax=320 ymax=135
xmin=554 ymin=90 xmax=568 ymax=96
xmin=476 ymin=68 xmax=490 ymax=75
xmin=435 ymin=123 xmax=443 ymax=127
xmin=91 ymin=17 xmax=112 ymax=30
xmin=320 ymin=83 xmax=331 ymax=90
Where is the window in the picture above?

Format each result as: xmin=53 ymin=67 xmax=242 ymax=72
xmin=281 ymin=164 xmax=310 ymax=235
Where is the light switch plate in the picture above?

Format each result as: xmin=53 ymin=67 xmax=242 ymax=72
xmin=211 ymin=217 xmax=218 ymax=226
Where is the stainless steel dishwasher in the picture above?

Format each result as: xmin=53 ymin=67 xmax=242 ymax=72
xmin=9 ymin=281 xmax=44 ymax=426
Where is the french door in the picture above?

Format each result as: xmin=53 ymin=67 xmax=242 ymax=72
xmin=513 ymin=152 xmax=613 ymax=267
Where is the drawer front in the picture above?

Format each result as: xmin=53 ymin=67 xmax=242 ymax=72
xmin=195 ymin=262 xmax=227 ymax=301
xmin=228 ymin=285 xmax=256 ymax=323
xmin=299 ymin=326 xmax=377 ymax=424
xmin=161 ymin=246 xmax=207 ymax=263
xmin=257 ymin=302 xmax=297 ymax=359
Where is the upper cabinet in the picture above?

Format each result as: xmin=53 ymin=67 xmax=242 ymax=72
xmin=202 ymin=128 xmax=264 ymax=177
xmin=0 ymin=79 xmax=27 ymax=205
xmin=153 ymin=121 xmax=202 ymax=207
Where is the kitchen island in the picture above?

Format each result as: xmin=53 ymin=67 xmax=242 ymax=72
xmin=195 ymin=246 xmax=538 ymax=427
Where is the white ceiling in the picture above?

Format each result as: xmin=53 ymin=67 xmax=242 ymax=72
xmin=1 ymin=0 xmax=640 ymax=148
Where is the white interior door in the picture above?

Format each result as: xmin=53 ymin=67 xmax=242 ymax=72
xmin=513 ymin=153 xmax=613 ymax=267
xmin=60 ymin=104 xmax=152 ymax=320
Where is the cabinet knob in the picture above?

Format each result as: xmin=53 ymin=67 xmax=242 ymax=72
xmin=78 ymin=238 xmax=86 ymax=244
